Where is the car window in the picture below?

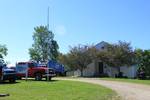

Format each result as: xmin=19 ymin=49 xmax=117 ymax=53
xmin=28 ymin=63 xmax=34 ymax=68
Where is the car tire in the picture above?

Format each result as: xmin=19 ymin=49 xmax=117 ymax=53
xmin=35 ymin=73 xmax=42 ymax=81
xmin=9 ymin=78 xmax=16 ymax=83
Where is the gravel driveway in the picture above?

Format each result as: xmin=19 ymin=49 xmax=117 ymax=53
xmin=56 ymin=78 xmax=150 ymax=100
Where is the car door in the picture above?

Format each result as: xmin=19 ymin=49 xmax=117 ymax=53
xmin=28 ymin=63 xmax=35 ymax=77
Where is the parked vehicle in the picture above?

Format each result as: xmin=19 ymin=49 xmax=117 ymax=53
xmin=47 ymin=60 xmax=65 ymax=75
xmin=16 ymin=62 xmax=56 ymax=81
xmin=37 ymin=60 xmax=65 ymax=76
xmin=0 ymin=59 xmax=16 ymax=83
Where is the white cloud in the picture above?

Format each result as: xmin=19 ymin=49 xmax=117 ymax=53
xmin=54 ymin=25 xmax=67 ymax=35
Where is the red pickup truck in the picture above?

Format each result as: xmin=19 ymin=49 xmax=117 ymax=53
xmin=16 ymin=62 xmax=56 ymax=81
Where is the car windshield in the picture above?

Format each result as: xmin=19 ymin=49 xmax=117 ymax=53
xmin=16 ymin=63 xmax=28 ymax=73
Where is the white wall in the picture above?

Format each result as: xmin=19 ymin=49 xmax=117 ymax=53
xmin=74 ymin=69 xmax=81 ymax=76
xmin=83 ymin=62 xmax=95 ymax=77
xmin=66 ymin=69 xmax=81 ymax=77
xmin=66 ymin=62 xmax=138 ymax=78
xmin=120 ymin=65 xmax=138 ymax=78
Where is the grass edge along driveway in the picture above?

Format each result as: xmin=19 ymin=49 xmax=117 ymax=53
xmin=100 ymin=78 xmax=150 ymax=85
xmin=0 ymin=80 xmax=119 ymax=100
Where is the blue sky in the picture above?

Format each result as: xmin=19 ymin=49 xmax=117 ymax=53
xmin=0 ymin=0 xmax=150 ymax=65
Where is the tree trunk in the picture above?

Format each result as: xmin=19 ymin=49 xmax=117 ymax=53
xmin=80 ymin=69 xmax=83 ymax=77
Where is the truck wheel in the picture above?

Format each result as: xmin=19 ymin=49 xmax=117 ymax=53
xmin=35 ymin=73 xmax=42 ymax=81
xmin=9 ymin=78 xmax=16 ymax=83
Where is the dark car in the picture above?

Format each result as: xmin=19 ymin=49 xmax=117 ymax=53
xmin=0 ymin=59 xmax=16 ymax=83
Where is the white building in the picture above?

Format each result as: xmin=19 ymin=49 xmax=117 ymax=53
xmin=66 ymin=41 xmax=138 ymax=78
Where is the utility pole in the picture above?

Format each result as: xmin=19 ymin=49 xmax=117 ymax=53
xmin=47 ymin=7 xmax=50 ymax=81
xmin=47 ymin=7 xmax=49 ymax=30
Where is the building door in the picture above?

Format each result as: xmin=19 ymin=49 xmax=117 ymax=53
xmin=98 ymin=62 xmax=104 ymax=74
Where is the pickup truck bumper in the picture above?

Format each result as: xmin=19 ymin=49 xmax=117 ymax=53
xmin=3 ymin=74 xmax=16 ymax=80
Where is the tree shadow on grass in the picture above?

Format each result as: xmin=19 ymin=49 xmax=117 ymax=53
xmin=0 ymin=81 xmax=20 ymax=85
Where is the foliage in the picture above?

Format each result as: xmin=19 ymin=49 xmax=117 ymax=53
xmin=0 ymin=58 xmax=5 ymax=67
xmin=29 ymin=26 xmax=59 ymax=62
xmin=0 ymin=44 xmax=8 ymax=58
xmin=97 ymin=41 xmax=136 ymax=72
xmin=58 ymin=45 xmax=97 ymax=76
xmin=57 ymin=53 xmax=72 ymax=71
xmin=28 ymin=48 xmax=41 ymax=62
xmin=71 ymin=45 xmax=100 ymax=76
xmin=134 ymin=49 xmax=143 ymax=63
xmin=135 ymin=49 xmax=150 ymax=77
xmin=50 ymin=40 xmax=59 ymax=60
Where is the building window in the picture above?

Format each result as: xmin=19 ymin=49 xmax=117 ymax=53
xmin=101 ymin=46 xmax=104 ymax=49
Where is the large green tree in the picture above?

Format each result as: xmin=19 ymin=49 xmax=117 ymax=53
xmin=29 ymin=26 xmax=59 ymax=62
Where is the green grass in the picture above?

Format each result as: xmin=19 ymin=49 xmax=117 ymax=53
xmin=0 ymin=79 xmax=118 ymax=100
xmin=100 ymin=78 xmax=150 ymax=85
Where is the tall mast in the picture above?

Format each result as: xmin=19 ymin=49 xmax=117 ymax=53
xmin=47 ymin=7 xmax=49 ymax=30
xmin=47 ymin=7 xmax=50 ymax=81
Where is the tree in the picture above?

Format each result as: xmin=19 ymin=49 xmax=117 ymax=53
xmin=134 ymin=49 xmax=143 ymax=64
xmin=97 ymin=41 xmax=136 ymax=76
xmin=63 ymin=45 xmax=97 ymax=76
xmin=135 ymin=49 xmax=150 ymax=78
xmin=0 ymin=44 xmax=8 ymax=58
xmin=50 ymin=40 xmax=59 ymax=60
xmin=29 ymin=26 xmax=59 ymax=62
xmin=29 ymin=48 xmax=41 ymax=62
xmin=58 ymin=52 xmax=75 ymax=71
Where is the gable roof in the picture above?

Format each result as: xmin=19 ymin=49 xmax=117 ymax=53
xmin=95 ymin=41 xmax=109 ymax=50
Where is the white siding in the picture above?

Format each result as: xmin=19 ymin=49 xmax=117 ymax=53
xmin=120 ymin=65 xmax=138 ymax=78
xmin=83 ymin=62 xmax=95 ymax=77
xmin=103 ymin=66 xmax=118 ymax=77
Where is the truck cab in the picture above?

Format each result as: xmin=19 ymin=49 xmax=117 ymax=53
xmin=0 ymin=59 xmax=16 ymax=83
xmin=16 ymin=62 xmax=56 ymax=81
xmin=47 ymin=60 xmax=65 ymax=75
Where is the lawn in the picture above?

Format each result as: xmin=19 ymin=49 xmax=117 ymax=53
xmin=0 ymin=79 xmax=118 ymax=100
xmin=100 ymin=78 xmax=150 ymax=85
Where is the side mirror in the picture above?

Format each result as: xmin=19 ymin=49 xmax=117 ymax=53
xmin=28 ymin=63 xmax=34 ymax=68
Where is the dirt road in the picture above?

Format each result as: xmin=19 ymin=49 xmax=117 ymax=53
xmin=56 ymin=78 xmax=150 ymax=100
